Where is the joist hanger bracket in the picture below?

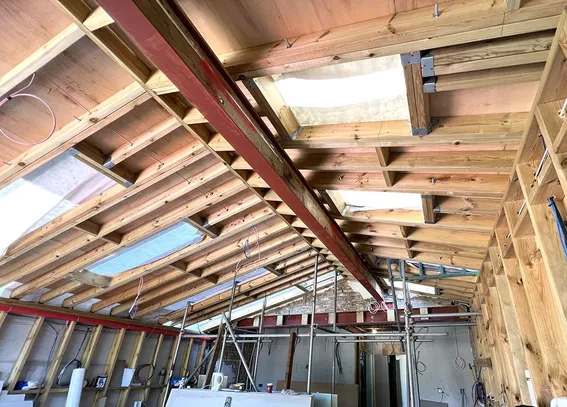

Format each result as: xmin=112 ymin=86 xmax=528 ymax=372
xmin=421 ymin=53 xmax=435 ymax=77
xmin=401 ymin=51 xmax=421 ymax=66
xmin=401 ymin=51 xmax=435 ymax=77
xmin=423 ymin=77 xmax=437 ymax=94
xmin=411 ymin=118 xmax=438 ymax=137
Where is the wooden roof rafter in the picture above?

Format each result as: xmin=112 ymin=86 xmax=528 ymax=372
xmin=0 ymin=0 xmax=558 ymax=325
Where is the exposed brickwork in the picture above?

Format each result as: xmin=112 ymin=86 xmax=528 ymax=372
xmin=267 ymin=279 xmax=453 ymax=315
xmin=222 ymin=342 xmax=254 ymax=383
xmin=268 ymin=280 xmax=369 ymax=315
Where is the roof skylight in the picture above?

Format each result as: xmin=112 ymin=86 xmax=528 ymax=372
xmin=86 ymin=222 xmax=203 ymax=277
xmin=273 ymin=55 xmax=410 ymax=125
xmin=384 ymin=278 xmax=439 ymax=296
xmin=183 ymin=271 xmax=338 ymax=332
xmin=164 ymin=267 xmax=271 ymax=311
xmin=0 ymin=151 xmax=116 ymax=256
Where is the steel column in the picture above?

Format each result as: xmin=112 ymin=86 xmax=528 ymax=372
xmin=161 ymin=301 xmax=190 ymax=407
xmin=413 ymin=337 xmax=422 ymax=406
xmin=306 ymin=254 xmax=319 ymax=394
xmin=387 ymin=258 xmax=404 ymax=352
xmin=252 ymin=296 xmax=266 ymax=384
xmin=401 ymin=260 xmax=416 ymax=407
xmin=331 ymin=269 xmax=338 ymax=394
xmin=217 ymin=275 xmax=239 ymax=373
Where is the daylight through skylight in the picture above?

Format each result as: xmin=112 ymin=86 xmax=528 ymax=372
xmin=86 ymin=222 xmax=203 ymax=277
xmin=273 ymin=55 xmax=410 ymax=125
xmin=0 ymin=151 xmax=116 ymax=256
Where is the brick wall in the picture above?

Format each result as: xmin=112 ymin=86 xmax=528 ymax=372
xmin=267 ymin=278 xmax=453 ymax=315
xmin=221 ymin=342 xmax=255 ymax=383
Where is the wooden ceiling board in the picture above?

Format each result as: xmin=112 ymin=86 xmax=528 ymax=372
xmin=39 ymin=37 xmax=135 ymax=108
xmin=430 ymin=82 xmax=539 ymax=116
xmin=0 ymin=0 xmax=72 ymax=76
xmin=15 ymin=240 xmax=108 ymax=285
xmin=0 ymin=72 xmax=87 ymax=162
xmin=122 ymin=128 xmax=197 ymax=173
xmin=176 ymin=0 xmax=406 ymax=54
xmin=89 ymin=99 xmax=171 ymax=149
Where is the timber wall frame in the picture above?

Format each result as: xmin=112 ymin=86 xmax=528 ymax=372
xmin=471 ymin=9 xmax=567 ymax=407
xmin=0 ymin=302 xmax=208 ymax=407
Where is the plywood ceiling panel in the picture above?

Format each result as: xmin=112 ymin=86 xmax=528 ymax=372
xmin=430 ymin=82 xmax=539 ymax=117
xmin=177 ymin=0 xmax=447 ymax=54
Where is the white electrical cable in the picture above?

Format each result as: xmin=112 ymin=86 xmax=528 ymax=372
xmin=128 ymin=276 xmax=148 ymax=319
xmin=0 ymin=73 xmax=57 ymax=146
xmin=454 ymin=327 xmax=466 ymax=370
xmin=368 ymin=300 xmax=388 ymax=314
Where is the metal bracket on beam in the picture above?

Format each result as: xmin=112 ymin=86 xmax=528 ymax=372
xmin=411 ymin=118 xmax=438 ymax=137
xmin=421 ymin=53 xmax=435 ymax=77
xmin=411 ymin=127 xmax=429 ymax=136
xmin=401 ymin=51 xmax=421 ymax=66
xmin=423 ymin=77 xmax=437 ymax=93
xmin=289 ymin=126 xmax=303 ymax=140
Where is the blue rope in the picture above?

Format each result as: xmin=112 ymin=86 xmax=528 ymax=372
xmin=548 ymin=197 xmax=567 ymax=258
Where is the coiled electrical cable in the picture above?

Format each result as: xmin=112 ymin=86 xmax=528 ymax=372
xmin=368 ymin=300 xmax=388 ymax=314
xmin=0 ymin=73 xmax=56 ymax=146
xmin=134 ymin=363 xmax=155 ymax=386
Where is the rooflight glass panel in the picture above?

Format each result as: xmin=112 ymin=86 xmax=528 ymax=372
xmin=164 ymin=267 xmax=271 ymax=311
xmin=384 ymin=278 xmax=438 ymax=295
xmin=86 ymin=222 xmax=203 ymax=277
xmin=0 ymin=151 xmax=116 ymax=256
xmin=184 ymin=271 xmax=339 ymax=332
xmin=185 ymin=286 xmax=302 ymax=332
xmin=300 ymin=271 xmax=342 ymax=289
xmin=337 ymin=190 xmax=422 ymax=212
xmin=273 ymin=55 xmax=410 ymax=125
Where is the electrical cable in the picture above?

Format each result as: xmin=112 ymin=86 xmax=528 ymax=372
xmin=134 ymin=363 xmax=155 ymax=386
xmin=128 ymin=276 xmax=148 ymax=320
xmin=548 ymin=197 xmax=567 ymax=258
xmin=368 ymin=300 xmax=388 ymax=314
xmin=56 ymin=328 xmax=90 ymax=386
xmin=472 ymin=381 xmax=486 ymax=407
xmin=415 ymin=350 xmax=426 ymax=375
xmin=334 ymin=341 xmax=344 ymax=384
xmin=453 ymin=327 xmax=466 ymax=370
xmin=34 ymin=321 xmax=62 ymax=406
xmin=0 ymin=73 xmax=57 ymax=146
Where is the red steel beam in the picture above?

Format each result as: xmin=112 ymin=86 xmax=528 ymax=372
xmin=0 ymin=299 xmax=178 ymax=336
xmin=236 ymin=306 xmax=462 ymax=328
xmin=96 ymin=0 xmax=383 ymax=301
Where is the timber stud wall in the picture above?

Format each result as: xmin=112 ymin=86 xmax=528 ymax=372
xmin=471 ymin=9 xmax=567 ymax=407
xmin=0 ymin=306 xmax=194 ymax=407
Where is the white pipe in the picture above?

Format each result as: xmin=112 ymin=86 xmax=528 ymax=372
xmin=65 ymin=368 xmax=85 ymax=407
